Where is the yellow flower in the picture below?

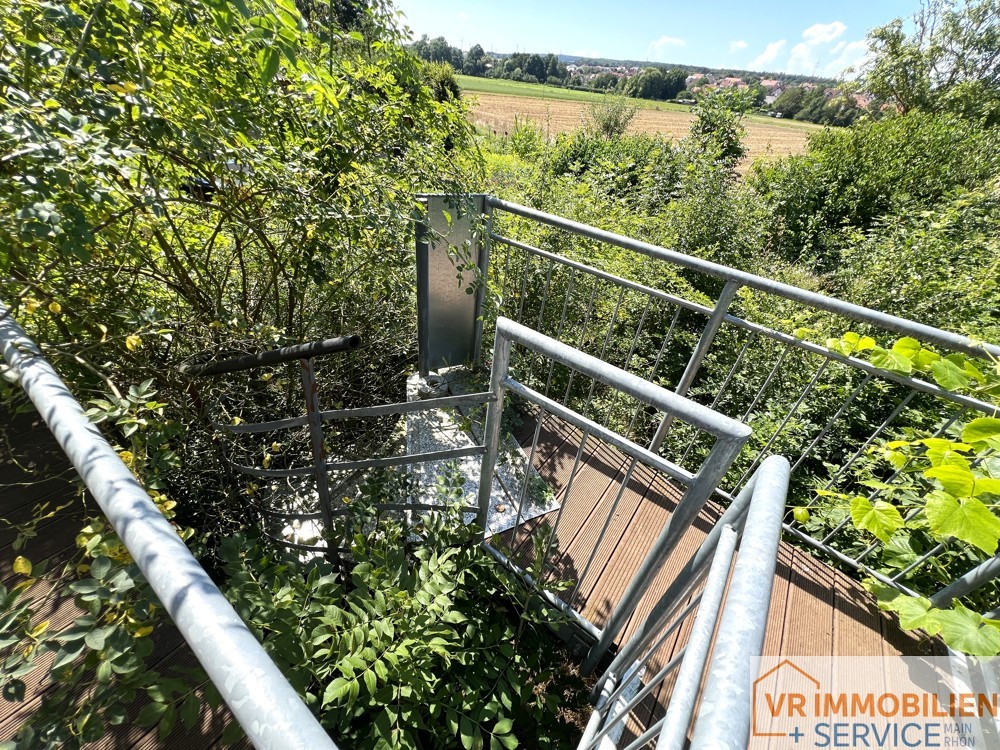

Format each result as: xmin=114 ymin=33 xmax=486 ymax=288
xmin=118 ymin=450 xmax=134 ymax=467
xmin=125 ymin=334 xmax=142 ymax=351
xmin=24 ymin=299 xmax=39 ymax=314
xmin=48 ymin=301 xmax=61 ymax=314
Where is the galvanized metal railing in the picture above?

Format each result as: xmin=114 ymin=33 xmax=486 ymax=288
xmin=185 ymin=338 xmax=495 ymax=556
xmin=480 ymin=317 xmax=752 ymax=671
xmin=0 ymin=303 xmax=340 ymax=750
xmin=578 ymin=454 xmax=789 ymax=750
xmin=461 ymin=195 xmax=1000 ymax=612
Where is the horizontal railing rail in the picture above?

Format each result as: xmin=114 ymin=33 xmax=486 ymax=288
xmin=576 ymin=455 xmax=790 ymax=750
xmin=481 ymin=195 xmax=1000 ymax=614
xmin=482 ymin=317 xmax=752 ymax=672
xmin=180 ymin=334 xmax=361 ymax=376
xmin=486 ymin=197 xmax=1000 ymax=360
xmin=0 ymin=303 xmax=340 ymax=750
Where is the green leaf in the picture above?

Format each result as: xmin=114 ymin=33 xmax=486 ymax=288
xmin=258 ymin=47 xmax=280 ymax=85
xmin=893 ymin=597 xmax=940 ymax=633
xmin=136 ymin=701 xmax=169 ymax=728
xmin=870 ymin=347 xmax=913 ymax=374
xmin=90 ymin=556 xmax=112 ymax=581
xmin=220 ymin=718 xmax=244 ymax=745
xmin=963 ymin=418 xmax=1000 ymax=446
xmin=493 ymin=718 xmax=513 ymax=735
xmin=85 ymin=628 xmax=106 ymax=652
xmin=925 ymin=491 xmax=1000 ymax=554
xmin=180 ymin=691 xmax=200 ymax=730
xmin=2 ymin=679 xmax=25 ymax=703
xmin=322 ymin=677 xmax=352 ymax=706
xmin=973 ymin=477 xmax=1000 ymax=497
xmin=924 ymin=464 xmax=975 ymax=497
xmin=891 ymin=337 xmax=921 ymax=359
xmin=96 ymin=659 xmax=113 ymax=684
xmin=930 ymin=359 xmax=971 ymax=391
xmin=12 ymin=556 xmax=31 ymax=577
xmin=850 ymin=496 xmax=904 ymax=543
xmin=934 ymin=605 xmax=1000 ymax=656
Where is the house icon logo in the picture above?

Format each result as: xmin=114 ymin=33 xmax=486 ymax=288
xmin=752 ymin=659 xmax=822 ymax=738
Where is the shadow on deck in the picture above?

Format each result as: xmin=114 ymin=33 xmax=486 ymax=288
xmin=493 ymin=410 xmax=942 ymax=739
xmin=0 ymin=409 xmax=248 ymax=749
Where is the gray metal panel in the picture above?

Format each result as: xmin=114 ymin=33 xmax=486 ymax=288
xmin=417 ymin=194 xmax=487 ymax=374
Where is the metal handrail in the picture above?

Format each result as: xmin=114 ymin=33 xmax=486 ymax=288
xmin=180 ymin=334 xmax=361 ymax=376
xmin=480 ymin=195 xmax=1000 ymax=609
xmin=487 ymin=197 xmax=1000 ymax=360
xmin=575 ymin=455 xmax=790 ymax=750
xmin=0 ymin=303 xmax=339 ymax=750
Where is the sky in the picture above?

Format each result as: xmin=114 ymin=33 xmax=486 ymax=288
xmin=391 ymin=0 xmax=923 ymax=78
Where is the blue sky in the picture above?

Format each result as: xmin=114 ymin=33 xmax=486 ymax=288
xmin=391 ymin=0 xmax=922 ymax=78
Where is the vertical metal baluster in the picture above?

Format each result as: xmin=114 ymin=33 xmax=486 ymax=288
xmin=525 ymin=260 xmax=555 ymax=386
xmin=515 ymin=251 xmax=532 ymax=325
xmin=821 ymin=390 xmax=917 ymax=491
xmin=790 ymin=373 xmax=873 ymax=473
xmin=478 ymin=332 xmax=513 ymax=535
xmin=511 ymin=410 xmax=545 ymax=538
xmin=625 ymin=304 xmax=682 ymax=439
xmin=677 ymin=333 xmax=754 ymax=467
xmin=543 ymin=268 xmax=577 ymax=399
xmin=649 ymin=280 xmax=741 ymax=450
xmin=300 ymin=359 xmax=335 ymax=560
xmin=730 ymin=358 xmax=832 ymax=494
xmin=601 ymin=295 xmax=652 ymax=431
xmin=563 ymin=274 xmax=600 ymax=407
xmin=740 ymin=343 xmax=793 ymax=422
xmin=540 ymin=431 xmax=591 ymax=581
xmin=567 ymin=462 xmax=635 ymax=610
xmin=580 ymin=286 xmax=626 ymax=419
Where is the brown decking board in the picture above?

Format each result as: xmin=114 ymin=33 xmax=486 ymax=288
xmin=496 ymin=411 xmax=937 ymax=745
xmin=0 ymin=408 xmax=243 ymax=749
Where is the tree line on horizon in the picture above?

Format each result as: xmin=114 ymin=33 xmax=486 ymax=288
xmin=406 ymin=33 xmax=867 ymax=126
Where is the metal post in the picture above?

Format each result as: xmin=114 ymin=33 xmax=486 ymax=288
xmin=300 ymin=359 xmax=335 ymax=555
xmin=472 ymin=195 xmax=491 ymax=363
xmin=649 ymin=280 xmax=741 ymax=449
xmin=690 ymin=455 xmax=790 ymax=749
xmin=477 ymin=331 xmax=512 ymax=533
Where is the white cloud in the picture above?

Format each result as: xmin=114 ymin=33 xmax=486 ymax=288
xmin=786 ymin=42 xmax=814 ymax=74
xmin=823 ymin=39 xmax=870 ymax=78
xmin=802 ymin=21 xmax=847 ymax=46
xmin=647 ymin=35 xmax=686 ymax=60
xmin=730 ymin=40 xmax=748 ymax=53
xmin=750 ymin=40 xmax=786 ymax=70
xmin=830 ymin=40 xmax=846 ymax=56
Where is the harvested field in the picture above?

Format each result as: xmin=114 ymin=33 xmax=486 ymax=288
xmin=468 ymin=91 xmax=818 ymax=168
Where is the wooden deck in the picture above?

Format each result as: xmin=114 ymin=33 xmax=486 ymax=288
xmin=495 ymin=411 xmax=939 ymax=738
xmin=0 ymin=410 xmax=244 ymax=749
xmin=1 ymin=405 xmax=935 ymax=748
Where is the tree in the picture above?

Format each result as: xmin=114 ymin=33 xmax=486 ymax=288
xmin=464 ymin=44 xmax=488 ymax=76
xmin=546 ymin=54 xmax=560 ymax=82
xmin=863 ymin=0 xmax=1000 ymax=123
xmin=662 ymin=68 xmax=688 ymax=99
xmin=773 ymin=86 xmax=806 ymax=117
xmin=525 ymin=53 xmax=547 ymax=82
xmin=685 ymin=87 xmax=753 ymax=167
xmin=626 ymin=67 xmax=666 ymax=100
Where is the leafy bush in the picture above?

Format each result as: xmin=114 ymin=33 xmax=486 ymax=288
xmin=219 ymin=469 xmax=590 ymax=749
xmin=586 ymin=95 xmax=638 ymax=139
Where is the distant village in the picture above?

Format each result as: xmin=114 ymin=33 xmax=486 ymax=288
xmin=409 ymin=35 xmax=874 ymax=127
